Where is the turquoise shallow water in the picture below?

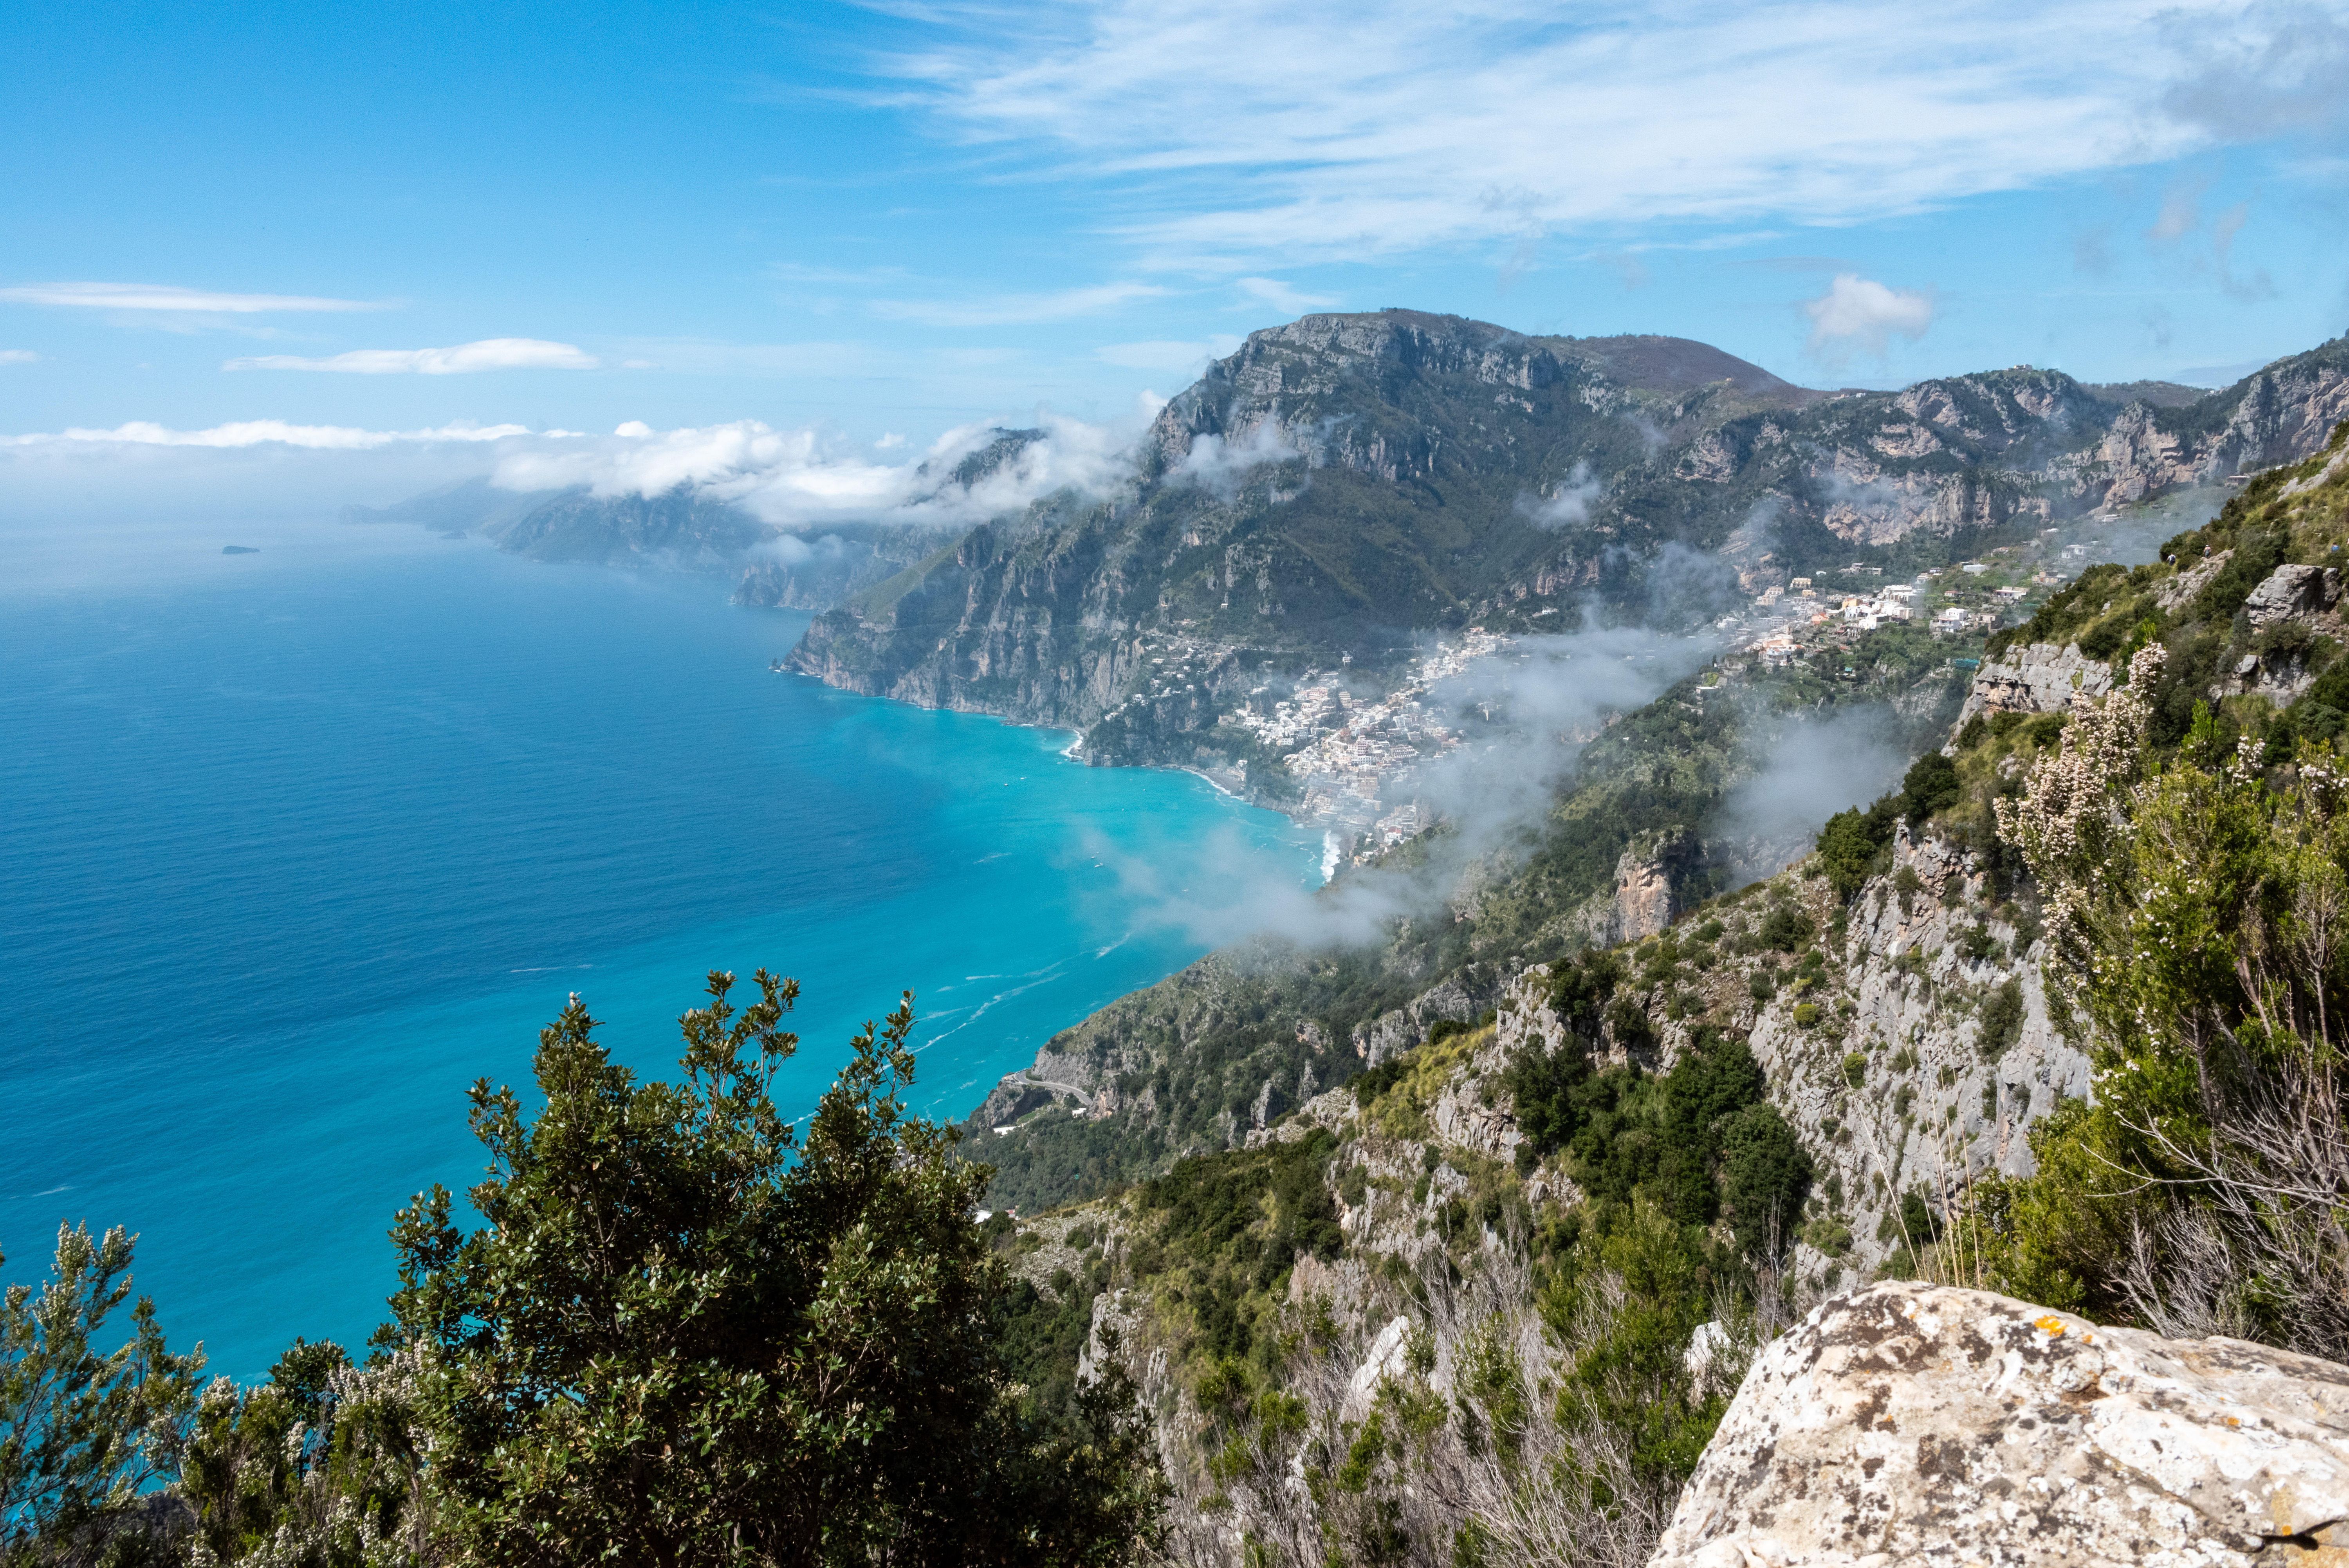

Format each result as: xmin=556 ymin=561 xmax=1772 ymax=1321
xmin=0 ymin=524 xmax=1317 ymax=1380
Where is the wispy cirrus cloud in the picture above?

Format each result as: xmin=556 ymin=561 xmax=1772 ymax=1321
xmin=0 ymin=350 xmax=36 ymax=364
xmin=879 ymin=0 xmax=2268 ymax=267
xmin=0 ymin=419 xmax=534 ymax=449
xmin=0 ymin=281 xmax=386 ymax=313
xmin=1235 ymin=277 xmax=1335 ymax=313
xmin=1094 ymin=334 xmax=1242 ymax=371
xmin=870 ymin=280 xmax=1167 ymax=327
xmin=224 ymin=338 xmax=599 ymax=374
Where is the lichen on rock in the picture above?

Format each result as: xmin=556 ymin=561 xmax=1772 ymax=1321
xmin=1651 ymin=1280 xmax=2349 ymax=1568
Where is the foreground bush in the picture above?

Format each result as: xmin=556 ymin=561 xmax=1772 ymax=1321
xmin=1982 ymin=648 xmax=2349 ymax=1358
xmin=3 ymin=973 xmax=1164 ymax=1566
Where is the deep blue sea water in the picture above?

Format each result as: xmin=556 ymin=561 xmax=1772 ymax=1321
xmin=0 ymin=521 xmax=1317 ymax=1380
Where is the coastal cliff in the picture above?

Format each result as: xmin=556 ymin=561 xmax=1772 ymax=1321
xmin=789 ymin=317 xmax=2349 ymax=781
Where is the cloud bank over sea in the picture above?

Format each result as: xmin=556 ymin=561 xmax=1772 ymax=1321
xmin=0 ymin=400 xmax=1165 ymax=530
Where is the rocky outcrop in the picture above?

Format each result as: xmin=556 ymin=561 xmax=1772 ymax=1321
xmin=1349 ymin=976 xmax=1483 ymax=1066
xmin=1556 ymin=839 xmax=1695 ymax=948
xmin=2204 ymin=564 xmax=2349 ymax=702
xmin=1957 ymin=641 xmax=2113 ymax=725
xmin=1651 ymin=1280 xmax=2349 ymax=1568
xmin=2245 ymin=563 xmax=2344 ymax=628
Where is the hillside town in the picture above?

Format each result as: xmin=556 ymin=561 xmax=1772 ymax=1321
xmin=1217 ymin=524 xmax=2103 ymax=858
xmin=1719 ymin=525 xmax=2087 ymax=666
xmin=1224 ymin=628 xmax=1509 ymax=855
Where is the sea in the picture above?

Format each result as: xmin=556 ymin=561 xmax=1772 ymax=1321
xmin=0 ymin=517 xmax=1320 ymax=1380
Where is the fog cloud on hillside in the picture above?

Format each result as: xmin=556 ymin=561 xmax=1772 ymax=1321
xmin=1712 ymin=704 xmax=1911 ymax=885
xmin=1518 ymin=462 xmax=1605 ymax=528
xmin=1095 ymin=622 xmax=1719 ymax=952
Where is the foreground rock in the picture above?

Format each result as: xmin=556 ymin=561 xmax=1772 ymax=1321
xmin=1651 ymin=1281 xmax=2349 ymax=1567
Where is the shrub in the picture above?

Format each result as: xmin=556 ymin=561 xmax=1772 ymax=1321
xmin=1841 ymin=1052 xmax=1867 ymax=1088
xmin=1957 ymin=923 xmax=2001 ymax=963
xmin=1815 ymin=808 xmax=1888 ymax=900
xmin=1759 ymin=906 xmax=1814 ymax=953
xmin=0 ymin=1223 xmax=204 ymax=1561
xmin=1977 ymin=979 xmax=2025 ymax=1062
xmin=1792 ymin=1001 xmax=1822 ymax=1028
xmin=1898 ymin=752 xmax=1962 ymax=824
xmin=1352 ymin=1048 xmax=1418 ymax=1107
xmin=1716 ymin=1105 xmax=1813 ymax=1261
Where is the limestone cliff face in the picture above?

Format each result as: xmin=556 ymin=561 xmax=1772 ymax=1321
xmin=1755 ymin=829 xmax=2086 ymax=1279
xmin=1488 ymin=830 xmax=2084 ymax=1284
xmin=1653 ymin=1281 xmax=2349 ymax=1568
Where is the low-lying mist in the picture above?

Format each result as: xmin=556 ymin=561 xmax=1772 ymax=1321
xmin=0 ymin=403 xmax=1160 ymax=595
xmin=1085 ymin=623 xmax=1723 ymax=955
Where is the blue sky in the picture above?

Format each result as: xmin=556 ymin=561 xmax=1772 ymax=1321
xmin=4 ymin=0 xmax=2349 ymax=493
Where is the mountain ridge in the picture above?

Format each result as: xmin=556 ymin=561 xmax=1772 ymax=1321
xmin=787 ymin=310 xmax=2349 ymax=812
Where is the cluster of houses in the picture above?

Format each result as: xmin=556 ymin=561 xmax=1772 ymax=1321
xmin=1225 ymin=629 xmax=1509 ymax=843
xmin=1737 ymin=567 xmax=2023 ymax=665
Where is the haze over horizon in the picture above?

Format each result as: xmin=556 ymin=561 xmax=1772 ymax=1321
xmin=7 ymin=0 xmax=2349 ymax=518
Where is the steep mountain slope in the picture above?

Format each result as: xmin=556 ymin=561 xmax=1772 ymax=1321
xmin=979 ymin=834 xmax=2079 ymax=1565
xmin=729 ymin=522 xmax=952 ymax=610
xmin=966 ymin=414 xmax=2349 ymax=1568
xmin=967 ymin=624 xmax=1972 ymax=1214
xmin=789 ymin=313 xmax=2349 ymax=793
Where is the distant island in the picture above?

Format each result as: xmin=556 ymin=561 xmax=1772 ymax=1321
xmin=221 ymin=545 xmax=259 ymax=554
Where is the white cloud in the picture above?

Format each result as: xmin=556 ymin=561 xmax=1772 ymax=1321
xmin=223 ymin=338 xmax=599 ymax=374
xmin=0 ymin=350 xmax=35 ymax=364
xmin=0 ymin=419 xmax=531 ymax=450
xmin=0 ymin=281 xmax=383 ymax=313
xmin=483 ymin=409 xmax=1145 ymax=526
xmin=1094 ymin=334 xmax=1243 ymax=370
xmin=886 ymin=0 xmax=2218 ymax=265
xmin=0 ymin=405 xmax=1151 ymax=529
xmin=870 ymin=281 xmax=1168 ymax=327
xmin=1235 ymin=277 xmax=1336 ymax=313
xmin=2160 ymin=2 xmax=2349 ymax=142
xmin=1169 ymin=422 xmax=1299 ymax=497
xmin=1519 ymin=462 xmax=1605 ymax=529
xmin=1803 ymin=273 xmax=1936 ymax=359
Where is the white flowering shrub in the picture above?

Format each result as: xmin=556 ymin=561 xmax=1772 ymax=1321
xmin=1985 ymin=645 xmax=2349 ymax=1356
